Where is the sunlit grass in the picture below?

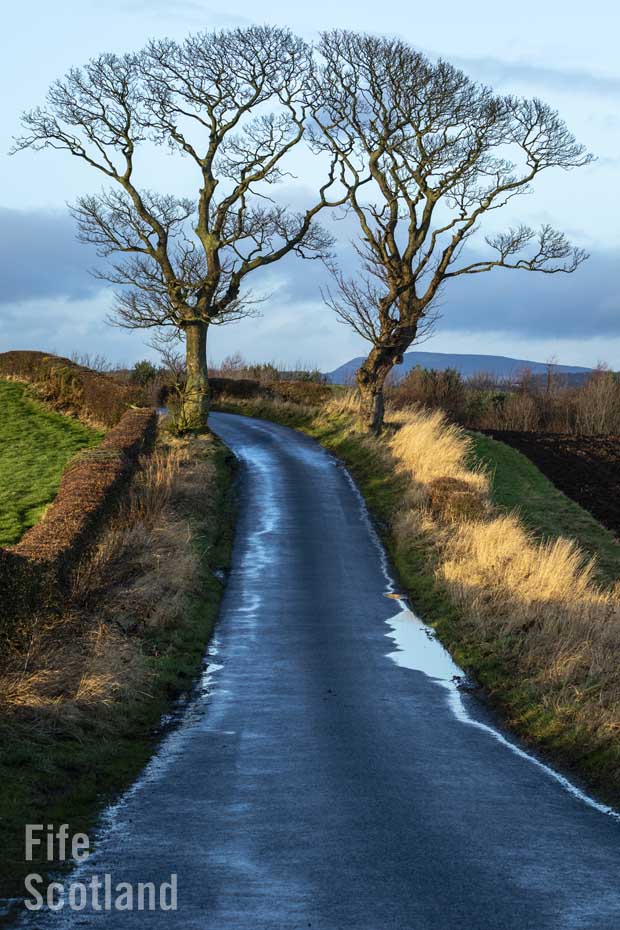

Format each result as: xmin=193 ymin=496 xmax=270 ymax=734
xmin=469 ymin=432 xmax=620 ymax=587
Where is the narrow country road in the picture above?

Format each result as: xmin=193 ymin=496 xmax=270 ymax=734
xmin=23 ymin=413 xmax=620 ymax=929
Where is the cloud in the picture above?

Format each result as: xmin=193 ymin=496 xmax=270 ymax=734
xmin=449 ymin=55 xmax=620 ymax=99
xmin=0 ymin=207 xmax=100 ymax=305
xmin=264 ymin=236 xmax=620 ymax=341
xmin=115 ymin=0 xmax=250 ymax=26
xmin=0 ymin=293 xmax=150 ymax=367
xmin=436 ymin=249 xmax=620 ymax=339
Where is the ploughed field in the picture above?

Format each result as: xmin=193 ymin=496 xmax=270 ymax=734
xmin=0 ymin=380 xmax=102 ymax=546
xmin=482 ymin=430 xmax=620 ymax=539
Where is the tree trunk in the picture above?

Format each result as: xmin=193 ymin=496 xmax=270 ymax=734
xmin=181 ymin=320 xmax=209 ymax=430
xmin=358 ymin=381 xmax=385 ymax=434
xmin=356 ymin=355 xmax=391 ymax=435
xmin=356 ymin=331 xmax=419 ymax=434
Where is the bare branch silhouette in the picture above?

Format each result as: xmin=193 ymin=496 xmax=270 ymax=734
xmin=15 ymin=27 xmax=343 ymax=428
xmin=311 ymin=31 xmax=592 ymax=432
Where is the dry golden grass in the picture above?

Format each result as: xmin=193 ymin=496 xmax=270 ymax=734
xmin=0 ymin=623 xmax=144 ymax=725
xmin=374 ymin=403 xmax=620 ymax=747
xmin=323 ymin=390 xmax=365 ymax=418
xmin=442 ymin=515 xmax=598 ymax=616
xmin=387 ymin=406 xmax=487 ymax=491
xmin=0 ymin=434 xmax=217 ymax=729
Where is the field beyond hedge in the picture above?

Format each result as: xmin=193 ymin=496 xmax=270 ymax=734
xmin=0 ymin=380 xmax=103 ymax=546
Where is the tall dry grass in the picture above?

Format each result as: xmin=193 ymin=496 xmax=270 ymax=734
xmin=380 ymin=404 xmax=620 ymax=750
xmin=387 ymin=407 xmax=487 ymax=490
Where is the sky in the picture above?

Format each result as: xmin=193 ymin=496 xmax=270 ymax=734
xmin=1 ymin=0 xmax=619 ymax=372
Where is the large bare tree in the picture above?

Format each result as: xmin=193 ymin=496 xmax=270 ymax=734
xmin=312 ymin=31 xmax=592 ymax=433
xmin=14 ymin=27 xmax=337 ymax=428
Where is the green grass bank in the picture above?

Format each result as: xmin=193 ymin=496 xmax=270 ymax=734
xmin=469 ymin=433 xmax=620 ymax=588
xmin=0 ymin=380 xmax=103 ymax=547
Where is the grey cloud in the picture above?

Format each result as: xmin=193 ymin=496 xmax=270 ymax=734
xmin=3 ymin=205 xmax=619 ymax=351
xmin=0 ymin=293 xmax=154 ymax=368
xmin=253 ymin=191 xmax=620 ymax=341
xmin=449 ymin=55 xmax=620 ymax=99
xmin=0 ymin=207 xmax=101 ymax=304
xmin=437 ymin=249 xmax=620 ymax=339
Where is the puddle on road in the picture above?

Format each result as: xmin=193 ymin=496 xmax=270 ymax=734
xmin=384 ymin=604 xmax=461 ymax=683
xmin=383 ymin=594 xmax=620 ymax=822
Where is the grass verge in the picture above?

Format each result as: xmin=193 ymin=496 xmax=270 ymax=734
xmin=0 ymin=381 xmax=103 ymax=546
xmin=214 ymin=395 xmax=620 ymax=807
xmin=0 ymin=429 xmax=235 ymax=907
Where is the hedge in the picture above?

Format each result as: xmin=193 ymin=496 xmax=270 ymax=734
xmin=209 ymin=377 xmax=332 ymax=405
xmin=0 ymin=351 xmax=143 ymax=426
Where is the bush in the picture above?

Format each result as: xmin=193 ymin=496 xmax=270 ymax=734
xmin=131 ymin=359 xmax=159 ymax=387
xmin=389 ymin=366 xmax=466 ymax=417
xmin=209 ymin=377 xmax=265 ymax=400
xmin=460 ymin=366 xmax=620 ymax=435
xmin=213 ymin=353 xmax=327 ymax=384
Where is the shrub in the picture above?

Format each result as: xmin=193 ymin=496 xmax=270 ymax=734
xmin=208 ymin=377 xmax=331 ymax=407
xmin=575 ymin=369 xmax=620 ymax=435
xmin=131 ymin=359 xmax=159 ymax=387
xmin=389 ymin=366 xmax=466 ymax=418
xmin=209 ymin=377 xmax=265 ymax=400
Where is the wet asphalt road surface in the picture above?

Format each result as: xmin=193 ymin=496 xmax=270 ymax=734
xmin=18 ymin=413 xmax=620 ymax=929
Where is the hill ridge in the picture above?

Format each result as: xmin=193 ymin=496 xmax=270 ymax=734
xmin=326 ymin=351 xmax=592 ymax=384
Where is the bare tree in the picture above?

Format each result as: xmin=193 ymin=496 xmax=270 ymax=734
xmin=14 ymin=27 xmax=339 ymax=429
xmin=312 ymin=31 xmax=592 ymax=433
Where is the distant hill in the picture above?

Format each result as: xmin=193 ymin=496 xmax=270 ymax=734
xmin=325 ymin=351 xmax=593 ymax=385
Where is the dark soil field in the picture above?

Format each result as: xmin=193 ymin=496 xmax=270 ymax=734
xmin=482 ymin=430 xmax=620 ymax=538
